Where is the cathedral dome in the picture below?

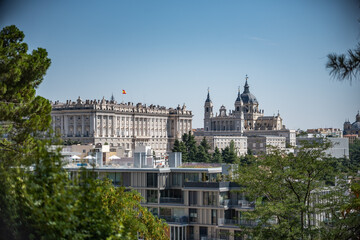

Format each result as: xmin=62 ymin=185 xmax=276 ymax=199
xmin=241 ymin=80 xmax=258 ymax=104
xmin=351 ymin=121 xmax=360 ymax=130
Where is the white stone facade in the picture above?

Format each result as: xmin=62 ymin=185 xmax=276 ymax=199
xmin=247 ymin=135 xmax=286 ymax=155
xmin=213 ymin=136 xmax=248 ymax=156
xmin=51 ymin=97 xmax=192 ymax=156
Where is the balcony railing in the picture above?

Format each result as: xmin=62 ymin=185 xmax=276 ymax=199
xmin=184 ymin=181 xmax=240 ymax=189
xmin=160 ymin=197 xmax=184 ymax=204
xmin=218 ymin=218 xmax=257 ymax=227
xmin=159 ymin=215 xmax=189 ymax=224
xmin=219 ymin=199 xmax=255 ymax=209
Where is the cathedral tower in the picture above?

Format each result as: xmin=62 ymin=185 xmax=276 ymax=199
xmin=240 ymin=75 xmax=263 ymax=130
xmin=204 ymin=89 xmax=213 ymax=132
xmin=234 ymin=87 xmax=244 ymax=132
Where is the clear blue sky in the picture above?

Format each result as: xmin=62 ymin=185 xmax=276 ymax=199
xmin=1 ymin=0 xmax=359 ymax=130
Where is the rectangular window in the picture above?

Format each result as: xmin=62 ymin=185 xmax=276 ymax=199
xmin=147 ymin=190 xmax=158 ymax=203
xmin=188 ymin=226 xmax=194 ymax=239
xmin=200 ymin=227 xmax=207 ymax=238
xmin=189 ymin=208 xmax=197 ymax=223
xmin=147 ymin=173 xmax=158 ymax=188
xmin=160 ymin=207 xmax=171 ymax=221
xmin=212 ymin=209 xmax=217 ymax=225
xmin=203 ymin=192 xmax=218 ymax=206
xmin=184 ymin=173 xmax=199 ymax=182
xmin=107 ymin=172 xmax=121 ymax=186
xmin=189 ymin=191 xmax=197 ymax=205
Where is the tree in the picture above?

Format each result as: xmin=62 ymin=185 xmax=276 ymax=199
xmin=196 ymin=137 xmax=211 ymax=162
xmin=320 ymin=181 xmax=360 ymax=240
xmin=200 ymin=137 xmax=211 ymax=152
xmin=172 ymin=139 xmax=188 ymax=162
xmin=327 ymin=43 xmax=360 ymax=83
xmin=172 ymin=139 xmax=181 ymax=152
xmin=196 ymin=145 xmax=210 ymax=163
xmin=235 ymin=141 xmax=353 ymax=240
xmin=0 ymin=25 xmax=51 ymax=159
xmin=186 ymin=132 xmax=198 ymax=162
xmin=221 ymin=146 xmax=230 ymax=163
xmin=212 ymin=147 xmax=223 ymax=163
xmin=349 ymin=139 xmax=360 ymax=171
xmin=0 ymin=25 xmax=168 ymax=240
xmin=222 ymin=140 xmax=239 ymax=164
xmin=176 ymin=131 xmax=198 ymax=162
xmin=239 ymin=152 xmax=256 ymax=166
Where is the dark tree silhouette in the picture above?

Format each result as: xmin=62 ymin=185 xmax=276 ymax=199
xmin=326 ymin=43 xmax=360 ymax=83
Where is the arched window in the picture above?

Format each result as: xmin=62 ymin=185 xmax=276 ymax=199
xmin=206 ymin=107 xmax=209 ymax=112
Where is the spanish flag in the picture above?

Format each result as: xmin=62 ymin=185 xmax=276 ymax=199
xmin=122 ymin=90 xmax=127 ymax=94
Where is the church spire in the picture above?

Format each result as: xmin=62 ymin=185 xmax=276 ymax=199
xmin=236 ymin=86 xmax=241 ymax=102
xmin=243 ymin=75 xmax=250 ymax=93
xmin=205 ymin=87 xmax=211 ymax=102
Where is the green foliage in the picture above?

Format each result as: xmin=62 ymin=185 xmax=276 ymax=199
xmin=200 ymin=137 xmax=211 ymax=152
xmin=63 ymin=139 xmax=82 ymax=145
xmin=235 ymin=141 xmax=354 ymax=240
xmin=196 ymin=145 xmax=210 ymax=163
xmin=212 ymin=147 xmax=223 ymax=163
xmin=0 ymin=25 xmax=51 ymax=156
xmin=0 ymin=25 xmax=168 ymax=240
xmin=239 ymin=152 xmax=256 ymax=166
xmin=172 ymin=139 xmax=188 ymax=162
xmin=349 ymin=139 xmax=360 ymax=171
xmin=222 ymin=140 xmax=239 ymax=164
xmin=173 ymin=134 xmax=242 ymax=163
xmin=186 ymin=132 xmax=198 ymax=161
xmin=173 ymin=131 xmax=198 ymax=162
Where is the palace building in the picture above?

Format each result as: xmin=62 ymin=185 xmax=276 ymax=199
xmin=51 ymin=97 xmax=193 ymax=156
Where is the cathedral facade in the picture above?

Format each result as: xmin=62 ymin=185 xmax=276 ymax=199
xmin=204 ymin=76 xmax=283 ymax=134
xmin=343 ymin=111 xmax=360 ymax=137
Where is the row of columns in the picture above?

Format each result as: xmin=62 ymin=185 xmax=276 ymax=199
xmin=53 ymin=114 xmax=95 ymax=137
xmin=96 ymin=114 xmax=169 ymax=138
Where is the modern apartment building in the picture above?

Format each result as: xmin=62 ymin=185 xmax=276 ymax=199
xmin=65 ymin=154 xmax=254 ymax=240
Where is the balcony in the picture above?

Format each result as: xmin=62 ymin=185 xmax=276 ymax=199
xmin=219 ymin=199 xmax=255 ymax=209
xmin=235 ymin=200 xmax=255 ymax=209
xmin=184 ymin=181 xmax=240 ymax=189
xmin=218 ymin=218 xmax=257 ymax=227
xmin=160 ymin=215 xmax=189 ymax=224
xmin=160 ymin=197 xmax=184 ymax=204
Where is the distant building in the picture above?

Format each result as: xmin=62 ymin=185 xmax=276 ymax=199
xmin=247 ymin=135 xmax=286 ymax=155
xmin=344 ymin=111 xmax=360 ymax=137
xmin=194 ymin=135 xmax=248 ymax=156
xmin=343 ymin=134 xmax=359 ymax=144
xmin=296 ymin=137 xmax=349 ymax=159
xmin=195 ymin=76 xmax=295 ymax=154
xmin=307 ymin=128 xmax=343 ymax=138
xmin=51 ymin=97 xmax=193 ymax=156
xmin=203 ymin=76 xmax=283 ymax=133
xmin=244 ymin=129 xmax=296 ymax=147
